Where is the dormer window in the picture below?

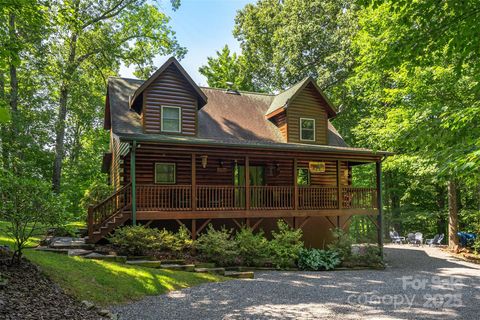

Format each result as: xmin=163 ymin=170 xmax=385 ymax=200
xmin=300 ymin=118 xmax=315 ymax=141
xmin=161 ymin=106 xmax=181 ymax=133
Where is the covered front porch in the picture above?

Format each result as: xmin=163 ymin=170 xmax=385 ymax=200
xmin=88 ymin=141 xmax=385 ymax=244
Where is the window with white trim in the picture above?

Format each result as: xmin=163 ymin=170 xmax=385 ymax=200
xmin=161 ymin=106 xmax=181 ymax=133
xmin=300 ymin=118 xmax=315 ymax=141
xmin=155 ymin=163 xmax=176 ymax=184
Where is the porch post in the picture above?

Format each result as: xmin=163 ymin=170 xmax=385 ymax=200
xmin=293 ymin=158 xmax=298 ymax=210
xmin=245 ymin=156 xmax=250 ymax=210
xmin=376 ymin=160 xmax=384 ymax=258
xmin=336 ymin=160 xmax=342 ymax=210
xmin=131 ymin=140 xmax=137 ymax=226
xmin=191 ymin=153 xmax=196 ymax=211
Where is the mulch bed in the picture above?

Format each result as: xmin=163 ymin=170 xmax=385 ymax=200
xmin=0 ymin=256 xmax=102 ymax=320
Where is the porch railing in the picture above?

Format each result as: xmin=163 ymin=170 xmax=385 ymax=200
xmin=298 ymin=186 xmax=338 ymax=209
xmin=137 ymin=185 xmax=191 ymax=211
xmin=127 ymin=185 xmax=378 ymax=212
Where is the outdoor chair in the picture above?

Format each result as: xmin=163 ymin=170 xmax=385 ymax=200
xmin=414 ymin=232 xmax=423 ymax=246
xmin=425 ymin=233 xmax=444 ymax=246
xmin=389 ymin=231 xmax=403 ymax=244
xmin=406 ymin=233 xmax=416 ymax=244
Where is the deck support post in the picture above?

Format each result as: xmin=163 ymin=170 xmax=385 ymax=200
xmin=376 ymin=160 xmax=384 ymax=258
xmin=131 ymin=140 xmax=137 ymax=226
xmin=293 ymin=158 xmax=298 ymax=210
xmin=245 ymin=156 xmax=250 ymax=210
xmin=191 ymin=219 xmax=197 ymax=240
xmin=336 ymin=160 xmax=342 ymax=210
xmin=191 ymin=153 xmax=196 ymax=211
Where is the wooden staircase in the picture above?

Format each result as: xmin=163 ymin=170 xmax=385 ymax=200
xmin=86 ymin=183 xmax=132 ymax=243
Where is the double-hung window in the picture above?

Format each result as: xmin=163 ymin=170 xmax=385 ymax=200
xmin=161 ymin=106 xmax=181 ymax=133
xmin=300 ymin=118 xmax=315 ymax=141
xmin=155 ymin=163 xmax=176 ymax=184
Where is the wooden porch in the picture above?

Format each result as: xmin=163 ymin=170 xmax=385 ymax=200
xmin=88 ymin=143 xmax=384 ymax=244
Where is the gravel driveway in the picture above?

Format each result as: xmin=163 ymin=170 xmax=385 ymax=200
xmin=112 ymin=245 xmax=480 ymax=319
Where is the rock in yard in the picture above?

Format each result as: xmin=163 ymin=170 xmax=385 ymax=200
xmin=224 ymin=271 xmax=254 ymax=279
xmin=49 ymin=237 xmax=94 ymax=250
xmin=126 ymin=260 xmax=162 ymax=268
xmin=98 ymin=309 xmax=112 ymax=317
xmin=81 ymin=300 xmax=95 ymax=310
xmin=159 ymin=264 xmax=195 ymax=272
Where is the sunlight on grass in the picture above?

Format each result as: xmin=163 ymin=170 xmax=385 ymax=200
xmin=26 ymin=250 xmax=225 ymax=306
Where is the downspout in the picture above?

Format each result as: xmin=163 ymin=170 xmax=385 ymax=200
xmin=131 ymin=140 xmax=137 ymax=226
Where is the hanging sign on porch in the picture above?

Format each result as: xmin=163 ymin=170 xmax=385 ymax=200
xmin=309 ymin=162 xmax=326 ymax=173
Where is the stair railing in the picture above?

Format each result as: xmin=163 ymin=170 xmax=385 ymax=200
xmin=87 ymin=182 xmax=132 ymax=237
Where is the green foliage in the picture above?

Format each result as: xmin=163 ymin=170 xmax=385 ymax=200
xmin=196 ymin=225 xmax=239 ymax=266
xmin=234 ymin=227 xmax=269 ymax=267
xmin=199 ymin=45 xmax=255 ymax=91
xmin=327 ymin=228 xmax=353 ymax=260
xmin=269 ymin=220 xmax=303 ymax=269
xmin=0 ymin=169 xmax=67 ymax=263
xmin=157 ymin=225 xmax=193 ymax=254
xmin=108 ymin=225 xmax=162 ymax=256
xmin=79 ymin=180 xmax=113 ymax=211
xmin=298 ymin=248 xmax=341 ymax=271
xmin=344 ymin=245 xmax=383 ymax=268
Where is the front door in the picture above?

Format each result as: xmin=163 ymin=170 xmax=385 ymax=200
xmin=234 ymin=165 xmax=265 ymax=207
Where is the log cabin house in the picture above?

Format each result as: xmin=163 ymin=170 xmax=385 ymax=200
xmin=90 ymin=57 xmax=390 ymax=248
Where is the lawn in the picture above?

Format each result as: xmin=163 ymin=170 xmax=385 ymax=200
xmin=0 ymin=221 xmax=225 ymax=306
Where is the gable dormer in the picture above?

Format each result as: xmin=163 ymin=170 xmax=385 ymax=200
xmin=266 ymin=77 xmax=336 ymax=145
xmin=129 ymin=57 xmax=207 ymax=136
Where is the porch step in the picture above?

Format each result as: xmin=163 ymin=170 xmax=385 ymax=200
xmin=159 ymin=264 xmax=195 ymax=272
xmin=86 ymin=211 xmax=131 ymax=244
xmin=48 ymin=237 xmax=95 ymax=250
xmin=126 ymin=260 xmax=162 ymax=268
xmin=225 ymin=271 xmax=254 ymax=279
xmin=194 ymin=267 xmax=225 ymax=275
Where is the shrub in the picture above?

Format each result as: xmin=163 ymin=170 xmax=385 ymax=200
xmin=235 ymin=227 xmax=269 ymax=267
xmin=157 ymin=226 xmax=194 ymax=254
xmin=0 ymin=170 xmax=67 ymax=263
xmin=298 ymin=248 xmax=341 ymax=271
xmin=108 ymin=225 xmax=162 ymax=256
xmin=196 ymin=225 xmax=239 ymax=266
xmin=343 ymin=244 xmax=383 ymax=267
xmin=269 ymin=220 xmax=303 ymax=269
xmin=327 ymin=228 xmax=353 ymax=260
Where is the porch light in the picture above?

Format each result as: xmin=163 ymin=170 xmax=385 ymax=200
xmin=201 ymin=155 xmax=208 ymax=168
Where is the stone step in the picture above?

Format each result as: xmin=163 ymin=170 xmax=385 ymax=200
xmin=35 ymin=247 xmax=70 ymax=254
xmin=160 ymin=259 xmax=186 ymax=265
xmin=195 ymin=262 xmax=216 ymax=268
xmin=125 ymin=260 xmax=162 ymax=268
xmin=194 ymin=267 xmax=225 ymax=275
xmin=225 ymin=266 xmax=256 ymax=272
xmin=159 ymin=264 xmax=195 ymax=272
xmin=83 ymin=252 xmax=127 ymax=263
xmin=224 ymin=271 xmax=254 ymax=279
xmin=127 ymin=255 xmax=157 ymax=261
xmin=49 ymin=237 xmax=95 ymax=250
xmin=68 ymin=249 xmax=94 ymax=257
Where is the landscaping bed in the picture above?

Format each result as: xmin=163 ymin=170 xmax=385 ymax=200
xmin=0 ymin=256 xmax=101 ymax=320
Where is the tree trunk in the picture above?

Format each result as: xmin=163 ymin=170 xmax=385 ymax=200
xmin=52 ymin=33 xmax=77 ymax=193
xmin=0 ymin=72 xmax=8 ymax=170
xmin=436 ymin=184 xmax=447 ymax=235
xmin=447 ymin=180 xmax=459 ymax=250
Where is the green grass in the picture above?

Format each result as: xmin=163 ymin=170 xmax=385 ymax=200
xmin=26 ymin=250 xmax=224 ymax=305
xmin=0 ymin=221 xmax=226 ymax=306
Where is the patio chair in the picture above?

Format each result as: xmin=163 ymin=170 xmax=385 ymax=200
xmin=389 ymin=231 xmax=403 ymax=244
xmin=414 ymin=232 xmax=423 ymax=246
xmin=406 ymin=233 xmax=416 ymax=244
xmin=426 ymin=233 xmax=444 ymax=246
xmin=393 ymin=231 xmax=405 ymax=243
